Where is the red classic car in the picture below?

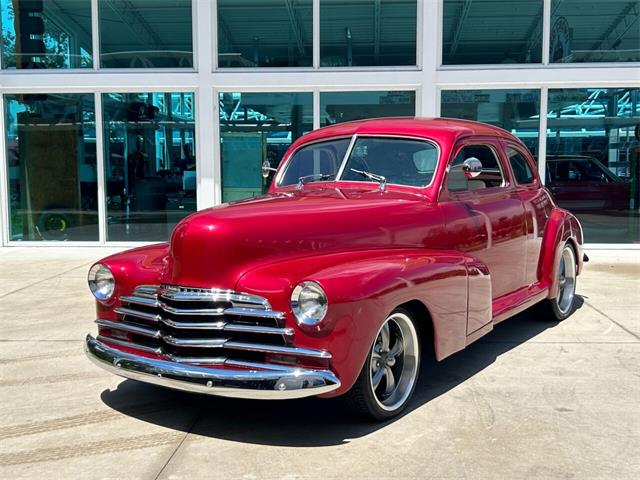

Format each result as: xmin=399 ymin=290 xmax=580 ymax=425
xmin=86 ymin=118 xmax=585 ymax=420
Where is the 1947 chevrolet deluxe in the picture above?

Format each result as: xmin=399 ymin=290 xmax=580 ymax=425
xmin=85 ymin=118 xmax=585 ymax=420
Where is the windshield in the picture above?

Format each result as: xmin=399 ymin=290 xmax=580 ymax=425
xmin=278 ymin=138 xmax=351 ymax=187
xmin=341 ymin=137 xmax=438 ymax=187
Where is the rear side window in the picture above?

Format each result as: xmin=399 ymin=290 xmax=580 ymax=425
xmin=507 ymin=147 xmax=535 ymax=185
xmin=446 ymin=144 xmax=505 ymax=192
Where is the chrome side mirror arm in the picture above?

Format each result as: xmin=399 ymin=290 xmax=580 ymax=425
xmin=261 ymin=160 xmax=277 ymax=179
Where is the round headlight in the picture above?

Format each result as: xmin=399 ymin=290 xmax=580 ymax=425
xmin=88 ymin=263 xmax=115 ymax=301
xmin=291 ymin=281 xmax=328 ymax=326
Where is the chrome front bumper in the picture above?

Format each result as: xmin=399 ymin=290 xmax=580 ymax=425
xmin=85 ymin=334 xmax=341 ymax=399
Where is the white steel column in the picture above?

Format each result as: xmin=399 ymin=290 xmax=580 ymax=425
xmin=94 ymin=91 xmax=107 ymax=242
xmin=421 ymin=0 xmax=439 ymax=116
xmin=0 ymin=94 xmax=8 ymax=245
xmin=91 ymin=0 xmax=100 ymax=69
xmin=541 ymin=0 xmax=551 ymax=65
xmin=195 ymin=0 xmax=217 ymax=208
xmin=538 ymin=86 xmax=549 ymax=184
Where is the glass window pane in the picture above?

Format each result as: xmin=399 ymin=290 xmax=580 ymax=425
xmin=440 ymin=89 xmax=541 ymax=155
xmin=4 ymin=93 xmax=98 ymax=241
xmin=99 ymin=0 xmax=193 ymax=68
xmin=507 ymin=146 xmax=535 ymax=184
xmin=550 ymin=1 xmax=640 ymax=63
xmin=219 ymin=92 xmax=313 ymax=202
xmin=442 ymin=0 xmax=543 ymax=65
xmin=1 ymin=0 xmax=92 ymax=69
xmin=103 ymin=92 xmax=196 ymax=241
xmin=279 ymin=139 xmax=351 ymax=187
xmin=546 ymin=88 xmax=640 ymax=243
xmin=321 ymin=90 xmax=416 ymax=126
xmin=341 ymin=137 xmax=438 ymax=187
xmin=217 ymin=0 xmax=312 ymax=68
xmin=320 ymin=0 xmax=417 ymax=67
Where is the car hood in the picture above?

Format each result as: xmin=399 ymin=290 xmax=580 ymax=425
xmin=163 ymin=186 xmax=443 ymax=288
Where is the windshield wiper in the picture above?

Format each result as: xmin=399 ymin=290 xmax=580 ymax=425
xmin=297 ymin=173 xmax=335 ymax=189
xmin=350 ymin=168 xmax=387 ymax=191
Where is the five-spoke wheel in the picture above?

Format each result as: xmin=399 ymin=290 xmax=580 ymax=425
xmin=542 ymin=242 xmax=578 ymax=321
xmin=345 ymin=308 xmax=420 ymax=420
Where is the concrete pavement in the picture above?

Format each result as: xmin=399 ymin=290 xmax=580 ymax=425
xmin=0 ymin=247 xmax=638 ymax=479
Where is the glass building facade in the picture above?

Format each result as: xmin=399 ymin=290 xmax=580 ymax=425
xmin=0 ymin=1 xmax=638 ymax=246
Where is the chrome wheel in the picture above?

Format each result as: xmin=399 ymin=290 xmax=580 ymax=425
xmin=556 ymin=245 xmax=576 ymax=315
xmin=369 ymin=312 xmax=419 ymax=412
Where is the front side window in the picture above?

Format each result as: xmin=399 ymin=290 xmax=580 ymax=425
xmin=279 ymin=139 xmax=351 ymax=187
xmin=507 ymin=146 xmax=535 ymax=184
xmin=447 ymin=145 xmax=505 ymax=192
xmin=341 ymin=137 xmax=438 ymax=187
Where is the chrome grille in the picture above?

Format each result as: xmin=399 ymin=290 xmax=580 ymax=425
xmin=96 ymin=285 xmax=330 ymax=368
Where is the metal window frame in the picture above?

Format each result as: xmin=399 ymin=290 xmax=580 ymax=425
xmin=0 ymin=0 xmax=639 ymax=248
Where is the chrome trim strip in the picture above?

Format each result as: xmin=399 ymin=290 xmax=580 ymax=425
xmin=95 ymin=319 xmax=161 ymax=339
xmin=110 ymin=312 xmax=291 ymax=335
xmin=85 ymin=335 xmax=341 ymax=400
xmin=114 ymin=307 xmax=161 ymax=323
xmin=159 ymin=302 xmax=226 ymax=316
xmin=157 ymin=286 xmax=270 ymax=308
xmin=118 ymin=302 xmax=284 ymax=321
xmin=225 ymin=307 xmax=285 ymax=320
xmin=224 ymin=341 xmax=332 ymax=359
xmin=96 ymin=335 xmax=162 ymax=355
xmin=120 ymin=295 xmax=159 ymax=308
xmin=223 ymin=323 xmax=294 ymax=336
xmin=161 ymin=318 xmax=227 ymax=330
xmin=164 ymin=336 xmax=229 ymax=348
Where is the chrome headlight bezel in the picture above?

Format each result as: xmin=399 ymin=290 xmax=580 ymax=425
xmin=88 ymin=263 xmax=115 ymax=301
xmin=290 ymin=281 xmax=328 ymax=326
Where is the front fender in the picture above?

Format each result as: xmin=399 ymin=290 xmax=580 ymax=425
xmin=235 ymin=248 xmax=473 ymax=396
xmin=538 ymin=208 xmax=584 ymax=299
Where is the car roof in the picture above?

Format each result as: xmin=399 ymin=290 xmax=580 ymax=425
xmin=546 ymin=155 xmax=597 ymax=162
xmin=295 ymin=117 xmax=519 ymax=147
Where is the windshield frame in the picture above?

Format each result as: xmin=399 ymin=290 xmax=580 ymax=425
xmin=275 ymin=134 xmax=441 ymax=190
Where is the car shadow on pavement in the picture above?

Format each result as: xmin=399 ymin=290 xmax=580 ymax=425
xmin=100 ymin=297 xmax=584 ymax=447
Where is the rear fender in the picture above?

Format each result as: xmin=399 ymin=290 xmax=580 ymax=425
xmin=235 ymin=249 xmax=478 ymax=396
xmin=538 ymin=208 xmax=584 ymax=299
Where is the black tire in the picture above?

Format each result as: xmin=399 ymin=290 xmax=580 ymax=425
xmin=540 ymin=242 xmax=578 ymax=321
xmin=343 ymin=307 xmax=421 ymax=421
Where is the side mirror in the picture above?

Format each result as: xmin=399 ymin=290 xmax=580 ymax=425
xmin=462 ymin=157 xmax=482 ymax=178
xmin=261 ymin=160 xmax=277 ymax=179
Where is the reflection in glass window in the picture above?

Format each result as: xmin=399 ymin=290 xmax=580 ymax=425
xmin=217 ymin=0 xmax=312 ymax=68
xmin=442 ymin=0 xmax=543 ymax=65
xmin=219 ymin=92 xmax=313 ymax=202
xmin=279 ymin=139 xmax=351 ymax=187
xmin=341 ymin=137 xmax=439 ymax=187
xmin=550 ymin=1 xmax=640 ymax=63
xmin=320 ymin=0 xmax=417 ymax=67
xmin=99 ymin=0 xmax=193 ymax=68
xmin=440 ymin=89 xmax=541 ymax=155
xmin=507 ymin=146 xmax=535 ymax=184
xmin=1 ymin=0 xmax=92 ymax=69
xmin=4 ymin=93 xmax=97 ymax=241
xmin=321 ymin=91 xmax=416 ymax=126
xmin=547 ymin=88 xmax=640 ymax=243
xmin=103 ymin=92 xmax=196 ymax=241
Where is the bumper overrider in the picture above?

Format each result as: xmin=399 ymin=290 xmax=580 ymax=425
xmin=85 ymin=335 xmax=341 ymax=399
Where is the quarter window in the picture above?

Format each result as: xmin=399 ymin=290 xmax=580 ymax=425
xmin=447 ymin=145 xmax=505 ymax=192
xmin=507 ymin=147 xmax=535 ymax=184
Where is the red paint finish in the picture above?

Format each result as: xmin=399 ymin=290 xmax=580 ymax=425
xmin=92 ymin=118 xmax=584 ymax=397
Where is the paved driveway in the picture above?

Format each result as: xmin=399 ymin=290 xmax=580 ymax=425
xmin=0 ymin=248 xmax=638 ymax=479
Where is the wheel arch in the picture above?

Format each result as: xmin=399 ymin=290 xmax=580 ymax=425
xmin=396 ymin=299 xmax=435 ymax=358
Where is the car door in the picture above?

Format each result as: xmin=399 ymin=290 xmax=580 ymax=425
xmin=504 ymin=142 xmax=551 ymax=286
xmin=439 ymin=138 xmax=527 ymax=333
